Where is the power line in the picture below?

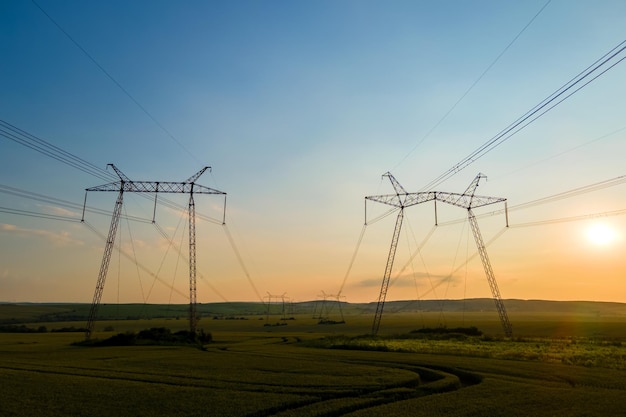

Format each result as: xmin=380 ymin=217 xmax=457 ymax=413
xmin=421 ymin=39 xmax=626 ymax=191
xmin=392 ymin=0 xmax=552 ymax=171
xmin=152 ymin=221 xmax=230 ymax=302
xmin=0 ymin=183 xmax=153 ymax=224
xmin=510 ymin=208 xmax=626 ymax=228
xmin=434 ymin=175 xmax=626 ymax=227
xmin=0 ymin=119 xmax=115 ymax=182
xmin=82 ymin=221 xmax=188 ymax=300
xmin=1 ymin=120 xmax=225 ymax=225
xmin=509 ymin=175 xmax=626 ymax=212
xmin=30 ymin=0 xmax=200 ymax=164
xmin=495 ymin=125 xmax=626 ymax=180
xmin=0 ymin=206 xmax=79 ymax=223
xmin=222 ymin=224 xmax=264 ymax=302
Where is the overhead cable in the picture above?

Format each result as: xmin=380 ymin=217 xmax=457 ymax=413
xmin=421 ymin=39 xmax=626 ymax=191
xmin=0 ymin=119 xmax=115 ymax=182
xmin=222 ymin=224 xmax=264 ymax=302
xmin=82 ymin=221 xmax=188 ymax=299
xmin=434 ymin=174 xmax=626 ymax=227
xmin=0 ymin=183 xmax=152 ymax=224
xmin=0 ymin=206 xmax=79 ymax=223
xmin=30 ymin=0 xmax=200 ymax=164
xmin=509 ymin=208 xmax=626 ymax=228
xmin=0 ymin=121 xmax=223 ymax=224
xmin=392 ymin=0 xmax=553 ymax=171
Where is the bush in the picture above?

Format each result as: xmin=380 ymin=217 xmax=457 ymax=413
xmin=98 ymin=331 xmax=137 ymax=346
xmin=75 ymin=327 xmax=212 ymax=348
xmin=51 ymin=326 xmax=86 ymax=333
xmin=0 ymin=324 xmax=46 ymax=333
xmin=411 ymin=326 xmax=483 ymax=337
xmin=138 ymin=327 xmax=173 ymax=341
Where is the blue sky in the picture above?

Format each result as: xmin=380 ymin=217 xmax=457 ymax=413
xmin=1 ymin=0 xmax=626 ymax=305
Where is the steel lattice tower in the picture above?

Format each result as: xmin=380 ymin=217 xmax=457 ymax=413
xmin=81 ymin=164 xmax=226 ymax=339
xmin=366 ymin=172 xmax=511 ymax=336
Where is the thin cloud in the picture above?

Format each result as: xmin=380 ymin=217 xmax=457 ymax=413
xmin=1 ymin=223 xmax=84 ymax=247
xmin=355 ymin=272 xmax=460 ymax=289
xmin=39 ymin=204 xmax=79 ymax=218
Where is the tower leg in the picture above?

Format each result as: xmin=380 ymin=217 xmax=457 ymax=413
xmin=188 ymin=193 xmax=198 ymax=334
xmin=372 ymin=208 xmax=404 ymax=335
xmin=85 ymin=189 xmax=124 ymax=340
xmin=467 ymin=209 xmax=512 ymax=337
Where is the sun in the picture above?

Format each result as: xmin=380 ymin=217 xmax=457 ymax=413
xmin=586 ymin=222 xmax=617 ymax=246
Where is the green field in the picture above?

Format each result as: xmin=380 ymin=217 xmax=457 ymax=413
xmin=0 ymin=302 xmax=625 ymax=416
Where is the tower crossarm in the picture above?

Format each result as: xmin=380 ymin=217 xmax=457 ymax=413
xmin=434 ymin=192 xmax=506 ymax=210
xmin=365 ymin=191 xmax=437 ymax=209
xmin=87 ymin=181 xmax=225 ymax=194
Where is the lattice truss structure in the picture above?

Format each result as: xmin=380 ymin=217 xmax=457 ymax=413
xmin=366 ymin=172 xmax=512 ymax=337
xmin=82 ymin=164 xmax=226 ymax=339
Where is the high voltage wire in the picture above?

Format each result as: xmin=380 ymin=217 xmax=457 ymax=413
xmin=152 ymin=221 xmax=230 ymax=302
xmin=0 ymin=183 xmax=152 ymax=224
xmin=495 ymin=125 xmax=626 ymax=180
xmin=433 ymin=175 xmax=626 ymax=228
xmin=82 ymin=221 xmax=188 ymax=300
xmin=510 ymin=208 xmax=626 ymax=228
xmin=509 ymin=175 xmax=626 ymax=212
xmin=392 ymin=0 xmax=552 ymax=172
xmin=0 ymin=206 xmax=78 ymax=223
xmin=30 ymin=0 xmax=200 ymax=165
xmin=0 ymin=181 xmax=225 ymax=230
xmin=420 ymin=39 xmax=626 ymax=192
xmin=0 ymin=120 xmax=115 ymax=182
xmin=0 ymin=120 xmax=224 ymax=224
xmin=222 ymin=224 xmax=264 ymax=302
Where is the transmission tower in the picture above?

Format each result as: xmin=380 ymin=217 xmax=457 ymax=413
xmin=81 ymin=164 xmax=226 ymax=340
xmin=264 ymin=292 xmax=288 ymax=322
xmin=365 ymin=172 xmax=511 ymax=336
xmin=315 ymin=291 xmax=346 ymax=323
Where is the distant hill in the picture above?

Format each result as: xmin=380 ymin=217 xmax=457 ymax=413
xmin=372 ymin=298 xmax=626 ymax=316
xmin=1 ymin=299 xmax=625 ymax=324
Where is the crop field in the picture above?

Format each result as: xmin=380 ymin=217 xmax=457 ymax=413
xmin=0 ymin=303 xmax=625 ymax=416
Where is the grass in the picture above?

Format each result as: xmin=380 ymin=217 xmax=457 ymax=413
xmin=0 ymin=304 xmax=625 ymax=416
xmin=309 ymin=333 xmax=626 ymax=370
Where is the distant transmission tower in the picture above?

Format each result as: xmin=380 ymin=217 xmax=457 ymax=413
xmin=264 ymin=292 xmax=288 ymax=322
xmin=81 ymin=164 xmax=226 ymax=340
xmin=365 ymin=172 xmax=511 ymax=336
xmin=315 ymin=291 xmax=345 ymax=323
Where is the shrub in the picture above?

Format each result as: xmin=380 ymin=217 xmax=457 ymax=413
xmin=411 ymin=326 xmax=483 ymax=337
xmin=0 ymin=324 xmax=46 ymax=333
xmin=98 ymin=331 xmax=137 ymax=346
xmin=51 ymin=326 xmax=86 ymax=333
xmin=77 ymin=327 xmax=213 ymax=348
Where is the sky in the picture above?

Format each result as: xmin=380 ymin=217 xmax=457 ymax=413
xmin=1 ymin=0 xmax=625 ymax=306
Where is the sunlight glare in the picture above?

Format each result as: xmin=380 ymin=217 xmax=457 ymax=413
xmin=586 ymin=223 xmax=617 ymax=246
